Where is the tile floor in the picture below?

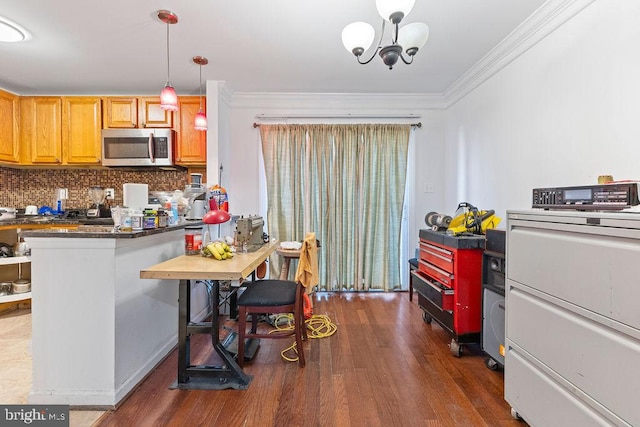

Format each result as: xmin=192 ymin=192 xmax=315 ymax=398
xmin=0 ymin=308 xmax=105 ymax=426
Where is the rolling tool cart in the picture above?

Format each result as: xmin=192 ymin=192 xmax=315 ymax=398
xmin=411 ymin=229 xmax=484 ymax=356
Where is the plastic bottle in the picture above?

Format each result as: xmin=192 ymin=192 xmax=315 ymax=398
xmin=170 ymin=190 xmax=183 ymax=225
xmin=143 ymin=209 xmax=157 ymax=229
xmin=210 ymin=185 xmax=229 ymax=212
xmin=131 ymin=210 xmax=143 ymax=231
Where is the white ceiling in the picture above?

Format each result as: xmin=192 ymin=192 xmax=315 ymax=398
xmin=0 ymin=0 xmax=547 ymax=96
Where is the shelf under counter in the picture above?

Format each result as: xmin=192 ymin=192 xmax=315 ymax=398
xmin=0 ymin=255 xmax=30 ymax=266
xmin=0 ymin=291 xmax=31 ymax=304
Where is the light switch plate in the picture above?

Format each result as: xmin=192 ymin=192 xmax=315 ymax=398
xmin=105 ymin=188 xmax=115 ymax=199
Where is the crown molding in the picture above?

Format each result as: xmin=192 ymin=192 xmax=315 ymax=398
xmin=443 ymin=0 xmax=596 ymax=108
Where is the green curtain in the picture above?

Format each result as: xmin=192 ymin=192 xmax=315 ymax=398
xmin=259 ymin=124 xmax=410 ymax=291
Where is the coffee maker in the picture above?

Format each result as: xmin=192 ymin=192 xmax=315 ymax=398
xmin=87 ymin=186 xmax=110 ymax=218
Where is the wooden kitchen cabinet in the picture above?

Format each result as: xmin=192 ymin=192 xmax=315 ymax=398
xmin=103 ymin=97 xmax=172 ymax=128
xmin=174 ymin=96 xmax=206 ymax=165
xmin=0 ymin=89 xmax=19 ymax=164
xmin=140 ymin=97 xmax=173 ymax=128
xmin=62 ymin=97 xmax=102 ymax=164
xmin=20 ymin=97 xmax=63 ymax=164
xmin=19 ymin=96 xmax=102 ymax=165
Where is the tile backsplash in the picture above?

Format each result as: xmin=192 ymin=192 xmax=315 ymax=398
xmin=0 ymin=167 xmax=189 ymax=210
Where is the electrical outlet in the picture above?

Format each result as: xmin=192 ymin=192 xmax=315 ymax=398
xmin=105 ymin=188 xmax=115 ymax=200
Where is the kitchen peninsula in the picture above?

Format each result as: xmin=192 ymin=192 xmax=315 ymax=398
xmin=21 ymin=223 xmax=207 ymax=408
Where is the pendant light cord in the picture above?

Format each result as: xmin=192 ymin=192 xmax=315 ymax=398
xmin=199 ymin=63 xmax=203 ymax=109
xmin=166 ymin=21 xmax=171 ymax=83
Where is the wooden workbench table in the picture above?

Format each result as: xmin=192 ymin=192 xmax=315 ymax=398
xmin=140 ymin=240 xmax=279 ymax=390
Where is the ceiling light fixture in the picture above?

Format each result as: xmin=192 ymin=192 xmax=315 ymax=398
xmin=0 ymin=16 xmax=30 ymax=42
xmin=157 ymin=10 xmax=178 ymax=111
xmin=192 ymin=56 xmax=208 ymax=131
xmin=342 ymin=0 xmax=429 ymax=70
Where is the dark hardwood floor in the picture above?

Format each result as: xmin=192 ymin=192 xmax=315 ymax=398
xmin=95 ymin=292 xmax=521 ymax=427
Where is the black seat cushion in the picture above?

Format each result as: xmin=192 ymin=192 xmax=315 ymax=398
xmin=237 ymin=280 xmax=297 ymax=307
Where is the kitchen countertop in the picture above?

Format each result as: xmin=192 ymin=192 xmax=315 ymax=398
xmin=19 ymin=220 xmax=204 ymax=239
xmin=0 ymin=215 xmax=114 ymax=227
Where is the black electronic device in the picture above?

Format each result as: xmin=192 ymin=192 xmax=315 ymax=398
xmin=532 ymin=182 xmax=639 ymax=210
xmin=482 ymin=228 xmax=505 ymax=371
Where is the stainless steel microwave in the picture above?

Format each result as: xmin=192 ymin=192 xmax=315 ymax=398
xmin=101 ymin=128 xmax=175 ymax=167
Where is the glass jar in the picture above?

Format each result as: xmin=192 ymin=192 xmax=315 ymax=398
xmin=185 ymin=226 xmax=203 ymax=255
xmin=157 ymin=209 xmax=168 ymax=228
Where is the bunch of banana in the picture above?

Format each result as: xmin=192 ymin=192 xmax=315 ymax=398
xmin=202 ymin=241 xmax=234 ymax=260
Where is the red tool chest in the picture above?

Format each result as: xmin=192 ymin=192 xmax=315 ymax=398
xmin=411 ymin=229 xmax=484 ymax=356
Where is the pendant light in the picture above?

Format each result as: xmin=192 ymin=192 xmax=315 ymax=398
xmin=192 ymin=56 xmax=208 ymax=131
xmin=158 ymin=10 xmax=178 ymax=111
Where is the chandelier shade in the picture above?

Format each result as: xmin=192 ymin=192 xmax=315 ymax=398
xmin=342 ymin=22 xmax=375 ymax=55
xmin=158 ymin=10 xmax=178 ymax=111
xmin=342 ymin=0 xmax=428 ymax=69
xmin=397 ymin=22 xmax=430 ymax=55
xmin=376 ymin=0 xmax=415 ymax=23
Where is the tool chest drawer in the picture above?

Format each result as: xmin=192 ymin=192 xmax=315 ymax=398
xmin=419 ymin=241 xmax=454 ymax=273
xmin=411 ymin=271 xmax=454 ymax=311
xmin=418 ymin=258 xmax=454 ymax=288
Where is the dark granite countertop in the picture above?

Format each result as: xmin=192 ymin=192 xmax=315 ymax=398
xmin=419 ymin=228 xmax=485 ymax=249
xmin=0 ymin=215 xmax=114 ymax=228
xmin=19 ymin=220 xmax=204 ymax=239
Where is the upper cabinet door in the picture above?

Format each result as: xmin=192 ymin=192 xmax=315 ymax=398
xmin=0 ymin=90 xmax=19 ymax=163
xmin=103 ymin=97 xmax=138 ymax=128
xmin=139 ymin=97 xmax=172 ymax=128
xmin=62 ymin=97 xmax=102 ymax=164
xmin=20 ymin=97 xmax=63 ymax=164
xmin=103 ymin=97 xmax=172 ymax=128
xmin=175 ymin=96 xmax=206 ymax=165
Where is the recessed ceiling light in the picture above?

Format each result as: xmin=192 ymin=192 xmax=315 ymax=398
xmin=0 ymin=16 xmax=30 ymax=42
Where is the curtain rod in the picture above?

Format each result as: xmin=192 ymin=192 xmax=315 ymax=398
xmin=253 ymin=122 xmax=422 ymax=128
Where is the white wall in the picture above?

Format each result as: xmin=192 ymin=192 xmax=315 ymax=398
xmin=443 ymin=0 xmax=640 ymax=221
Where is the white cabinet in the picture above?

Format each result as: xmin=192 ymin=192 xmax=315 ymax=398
xmin=505 ymin=210 xmax=640 ymax=427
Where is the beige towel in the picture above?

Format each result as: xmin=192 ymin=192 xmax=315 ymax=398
xmin=294 ymin=232 xmax=318 ymax=293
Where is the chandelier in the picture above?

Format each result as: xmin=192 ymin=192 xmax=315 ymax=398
xmin=342 ymin=0 xmax=429 ymax=69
